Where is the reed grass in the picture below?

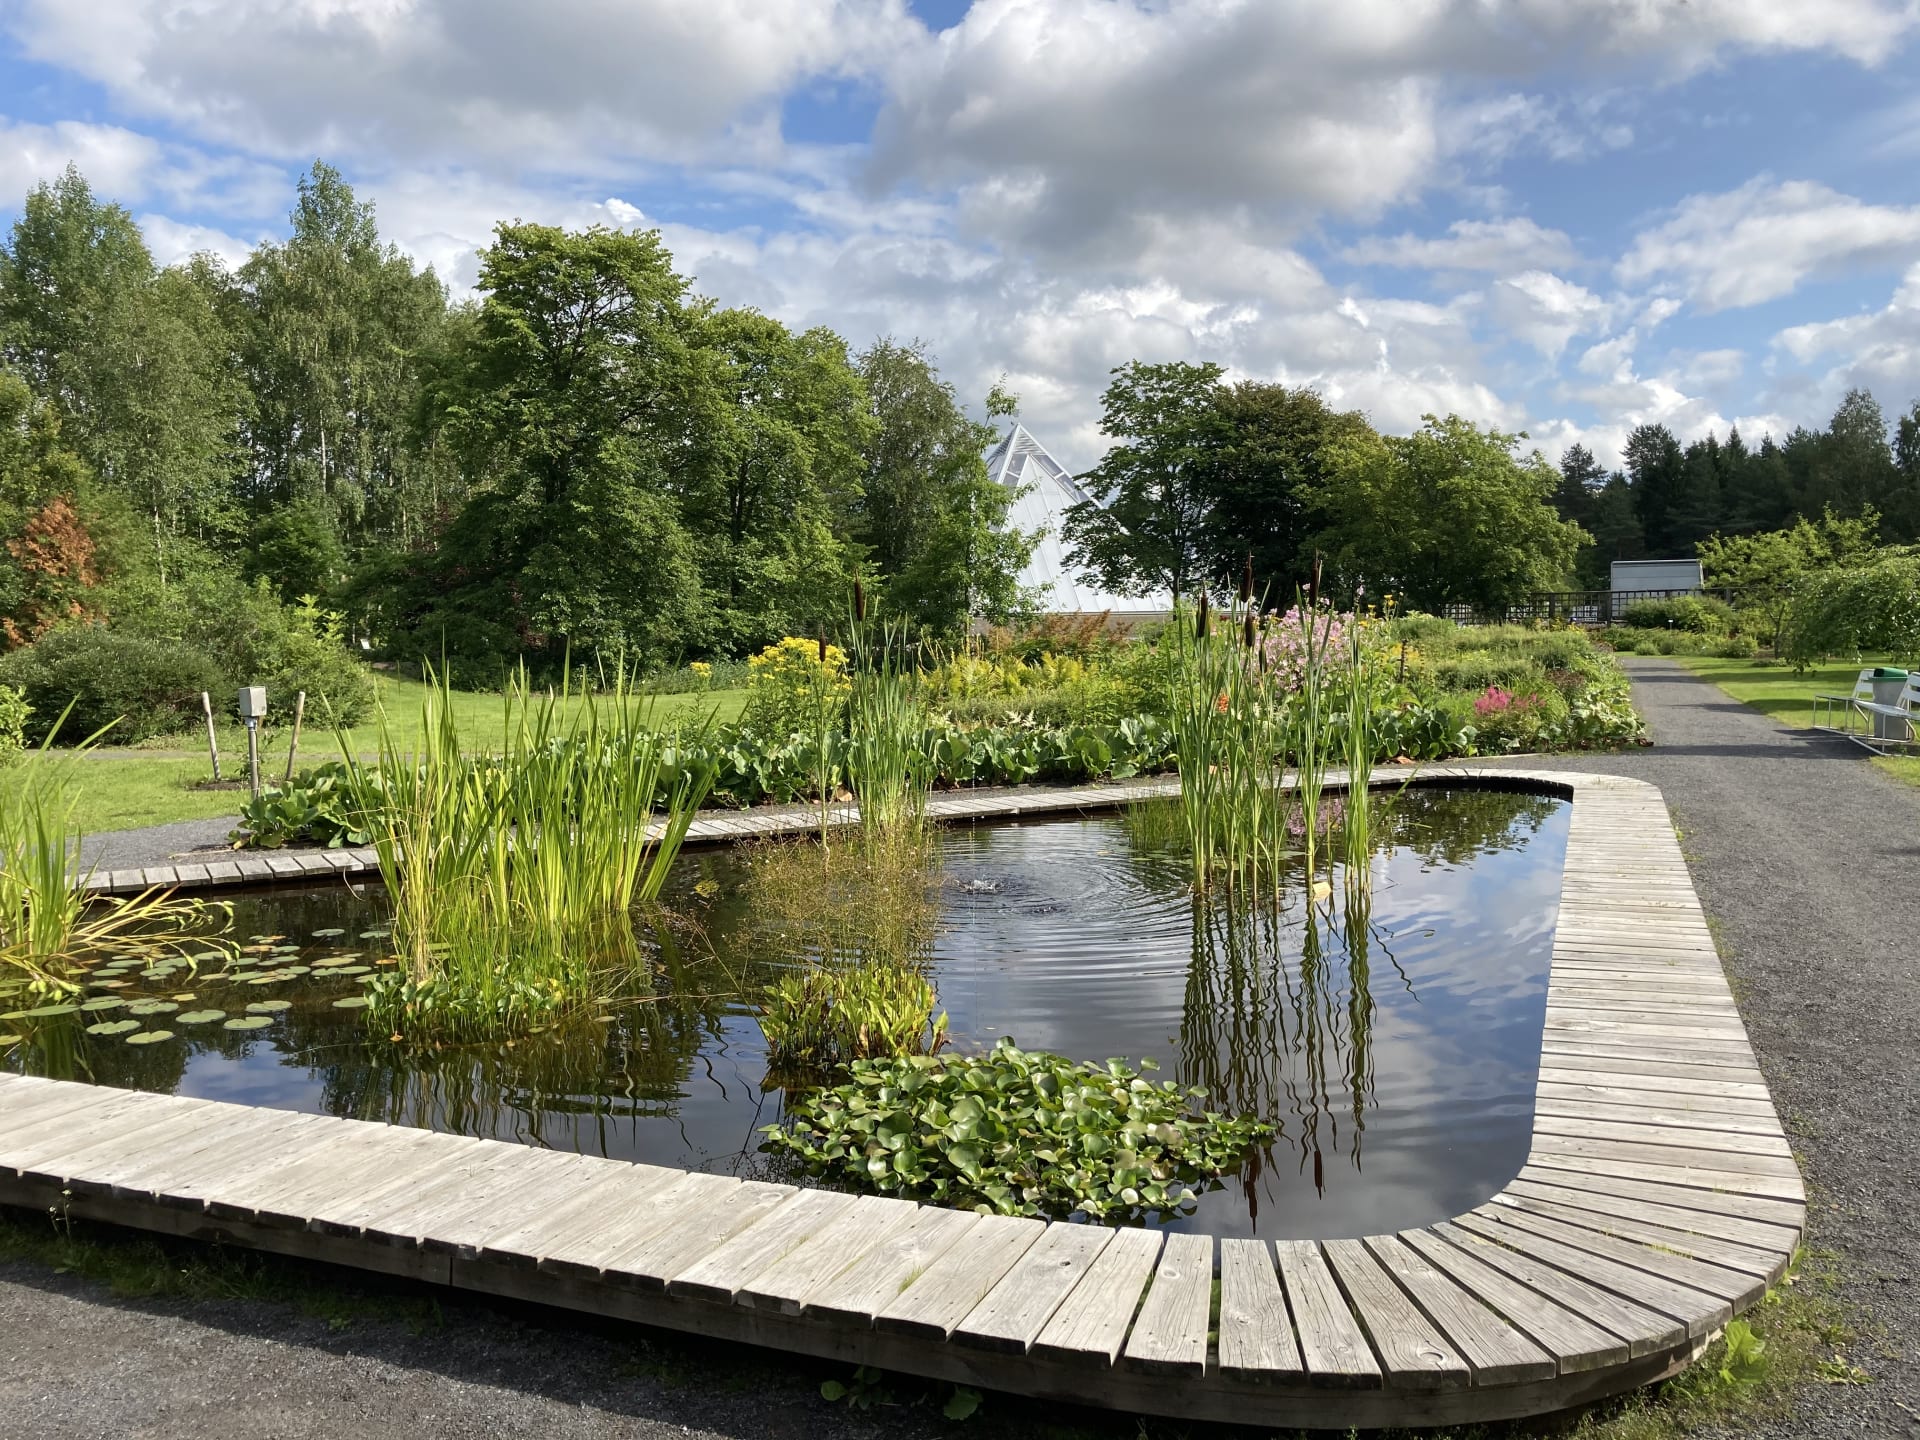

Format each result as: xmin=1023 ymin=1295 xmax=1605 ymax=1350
xmin=843 ymin=616 xmax=935 ymax=857
xmin=342 ymin=666 xmax=714 ymax=1043
xmin=0 ymin=718 xmax=233 ymax=996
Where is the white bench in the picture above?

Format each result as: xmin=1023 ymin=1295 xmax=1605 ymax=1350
xmin=1814 ymin=668 xmax=1918 ymax=751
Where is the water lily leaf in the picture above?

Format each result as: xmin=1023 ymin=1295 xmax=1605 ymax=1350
xmin=124 ymin=1030 xmax=174 ymax=1045
xmin=311 ymin=928 xmax=346 ymax=937
xmin=223 ymin=1016 xmax=273 ymax=1031
xmin=171 ymin=993 xmax=197 ymax=1003
xmin=176 ymin=1009 xmax=227 ymax=1025
xmin=325 ymin=965 xmax=372 ymax=976
xmin=331 ymin=996 xmax=370 ymax=1009
xmin=128 ymin=1001 xmax=180 ymax=1016
xmin=87 ymin=978 xmax=130 ymax=990
xmin=245 ymin=1000 xmax=292 ymax=1014
xmin=86 ymin=1020 xmax=141 ymax=1036
xmin=79 ymin=996 xmax=126 ymax=1011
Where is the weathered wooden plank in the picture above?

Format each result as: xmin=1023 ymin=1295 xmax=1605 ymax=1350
xmin=732 ymin=1194 xmax=922 ymax=1314
xmin=1362 ymin=1234 xmax=1554 ymax=1384
xmin=877 ymin=1215 xmax=1046 ymax=1341
xmin=1535 ymin=1097 xmax=1784 ymax=1139
xmin=1468 ymin=1206 xmax=1760 ymax=1308
xmin=1513 ymin=1164 xmax=1806 ymax=1231
xmin=1491 ymin=1194 xmax=1789 ymax=1280
xmin=1530 ymin=1133 xmax=1802 ymax=1183
xmin=1532 ymin=1115 xmax=1792 ymax=1157
xmin=1121 ymin=1231 xmax=1214 ymax=1376
xmin=1537 ymin=1060 xmax=1772 ymax=1095
xmin=595 ymin=1177 xmax=793 ymax=1289
xmin=1272 ymin=1240 xmax=1381 ymax=1386
xmin=470 ymin=1164 xmax=689 ymax=1266
xmin=1322 ymin=1239 xmax=1467 ymax=1391
xmin=1217 ymin=1239 xmax=1303 ymax=1378
xmin=952 ymin=1220 xmax=1108 ymax=1353
xmin=1032 ymin=1225 xmax=1164 ymax=1367
xmin=668 ymin=1188 xmax=863 ymax=1304
xmin=813 ymin=1206 xmax=984 ymax=1329
xmin=1399 ymin=1228 xmax=1627 ymax=1373
xmin=1536 ymin=1083 xmax=1780 ymax=1119
xmin=13 ymin=1100 xmax=222 ymax=1182
xmin=1447 ymin=1214 xmax=1725 ymax=1339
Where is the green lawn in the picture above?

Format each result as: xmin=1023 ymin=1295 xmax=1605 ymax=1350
xmin=49 ymin=677 xmax=750 ymax=836
xmin=1674 ymin=654 xmax=1919 ymax=789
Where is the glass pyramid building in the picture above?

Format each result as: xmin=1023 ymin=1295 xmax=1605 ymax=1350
xmin=984 ymin=424 xmax=1173 ymax=617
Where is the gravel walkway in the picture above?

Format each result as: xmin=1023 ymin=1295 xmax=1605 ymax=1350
xmin=8 ymin=657 xmax=1917 ymax=1438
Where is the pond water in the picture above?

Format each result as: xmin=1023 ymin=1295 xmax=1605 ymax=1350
xmin=3 ymin=783 xmax=1568 ymax=1240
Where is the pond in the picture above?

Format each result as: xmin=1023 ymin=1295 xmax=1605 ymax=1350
xmin=2 ymin=783 xmax=1569 ymax=1241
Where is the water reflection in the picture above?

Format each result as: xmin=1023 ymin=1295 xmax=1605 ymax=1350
xmin=3 ymin=784 xmax=1568 ymax=1239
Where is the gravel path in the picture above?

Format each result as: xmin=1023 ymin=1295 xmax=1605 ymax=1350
xmin=1475 ymin=658 xmax=1920 ymax=1440
xmin=9 ymin=657 xmax=1917 ymax=1438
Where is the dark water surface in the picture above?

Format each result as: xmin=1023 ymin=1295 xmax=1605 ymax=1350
xmin=5 ymin=785 xmax=1568 ymax=1239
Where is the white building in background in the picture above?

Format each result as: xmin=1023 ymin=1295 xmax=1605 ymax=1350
xmin=1609 ymin=558 xmax=1705 ymax=595
xmin=984 ymin=424 xmax=1174 ymax=620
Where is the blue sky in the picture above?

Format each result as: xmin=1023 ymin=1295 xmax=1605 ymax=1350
xmin=2 ymin=0 xmax=1918 ymax=470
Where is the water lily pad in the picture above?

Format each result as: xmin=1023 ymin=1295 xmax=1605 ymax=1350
xmin=312 ymin=954 xmax=362 ymax=967
xmin=223 ymin=1016 xmax=273 ymax=1031
xmin=245 ymin=973 xmax=292 ymax=986
xmin=87 ymin=978 xmax=130 ymax=990
xmin=358 ymin=929 xmax=391 ymax=940
xmin=192 ymin=950 xmax=227 ymax=961
xmin=79 ymin=996 xmax=126 ymax=1011
xmin=245 ymin=1000 xmax=292 ymax=1014
xmin=326 ymin=966 xmax=372 ymax=976
xmin=171 ymin=992 xmax=197 ymax=1003
xmin=124 ymin=1029 xmax=174 ymax=1045
xmin=21 ymin=1003 xmax=79 ymax=1018
xmin=128 ymin=1000 xmax=180 ymax=1016
xmin=176 ymin=1009 xmax=227 ymax=1025
xmin=86 ymin=1019 xmax=141 ymax=1036
xmin=331 ymin=995 xmax=370 ymax=1009
xmin=311 ymin=928 xmax=346 ymax=937
xmin=280 ymin=965 xmax=311 ymax=976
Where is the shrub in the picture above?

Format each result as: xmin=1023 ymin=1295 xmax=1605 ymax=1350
xmin=1781 ymin=553 xmax=1920 ymax=668
xmin=741 ymin=636 xmax=849 ymax=737
xmin=1431 ymin=653 xmax=1546 ymax=694
xmin=1469 ymin=683 xmax=1571 ymax=752
xmin=762 ymin=1039 xmax=1271 ymax=1221
xmin=0 ymin=626 xmax=224 ymax=743
xmin=0 ymin=683 xmax=28 ymax=765
xmin=1620 ymin=596 xmax=1732 ymax=634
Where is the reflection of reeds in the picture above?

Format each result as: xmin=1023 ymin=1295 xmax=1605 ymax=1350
xmin=1178 ymin=857 xmax=1399 ymax=1205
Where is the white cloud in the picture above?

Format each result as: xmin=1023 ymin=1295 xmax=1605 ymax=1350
xmin=1343 ymin=218 xmax=1578 ymax=274
xmin=1618 ymin=177 xmax=1920 ymax=311
xmin=1772 ymin=261 xmax=1920 ymax=401
xmin=4 ymin=0 xmax=921 ymax=171
xmin=0 ymin=118 xmax=162 ymax=200
xmin=137 ymin=214 xmax=259 ymax=271
xmin=1485 ymin=271 xmax=1612 ymax=359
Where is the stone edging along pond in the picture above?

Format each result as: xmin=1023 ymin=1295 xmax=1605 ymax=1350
xmin=4 ymin=768 xmax=1801 ymax=1430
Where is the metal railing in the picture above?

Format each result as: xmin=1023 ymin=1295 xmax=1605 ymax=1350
xmin=1438 ymin=588 xmax=1744 ymax=627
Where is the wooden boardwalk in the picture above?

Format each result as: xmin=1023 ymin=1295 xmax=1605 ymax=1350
xmin=7 ymin=769 xmax=1800 ymax=1428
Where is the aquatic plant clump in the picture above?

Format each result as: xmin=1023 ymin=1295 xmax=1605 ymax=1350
xmin=344 ymin=666 xmax=714 ymax=1043
xmin=758 ymin=963 xmax=949 ymax=1073
xmin=763 ymin=1038 xmax=1272 ymax=1221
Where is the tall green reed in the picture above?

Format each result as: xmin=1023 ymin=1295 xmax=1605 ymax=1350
xmin=843 ymin=600 xmax=935 ymax=853
xmin=341 ymin=665 xmax=714 ymax=1043
xmin=1 ymin=712 xmax=233 ymax=995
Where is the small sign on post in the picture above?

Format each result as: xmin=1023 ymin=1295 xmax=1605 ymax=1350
xmin=238 ymin=686 xmax=267 ymax=798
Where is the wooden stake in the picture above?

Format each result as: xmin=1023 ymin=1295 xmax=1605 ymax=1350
xmin=201 ymin=691 xmax=222 ymax=782
xmin=284 ymin=691 xmax=307 ymax=782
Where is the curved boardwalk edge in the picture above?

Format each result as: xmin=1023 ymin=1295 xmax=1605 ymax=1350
xmin=2 ymin=768 xmax=1801 ymax=1429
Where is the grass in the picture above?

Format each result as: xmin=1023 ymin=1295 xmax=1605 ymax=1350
xmin=1671 ymin=654 xmax=1902 ymax=726
xmin=1674 ymin=654 xmax=1920 ymax=790
xmin=50 ymin=675 xmax=748 ymax=835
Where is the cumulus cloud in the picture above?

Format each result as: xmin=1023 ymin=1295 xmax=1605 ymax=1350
xmin=0 ymin=118 xmax=162 ymax=200
xmin=4 ymin=0 xmax=921 ymax=171
xmin=1484 ymin=271 xmax=1612 ymax=359
xmin=1618 ymin=177 xmax=1920 ymax=311
xmin=1345 ymin=218 xmax=1579 ymax=274
xmin=1773 ymin=262 xmax=1920 ymax=401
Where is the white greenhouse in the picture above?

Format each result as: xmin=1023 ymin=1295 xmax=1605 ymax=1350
xmin=984 ymin=424 xmax=1173 ymax=620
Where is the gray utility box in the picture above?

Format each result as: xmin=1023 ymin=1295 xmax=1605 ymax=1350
xmin=238 ymin=686 xmax=268 ymax=720
xmin=1869 ymin=668 xmax=1911 ymax=742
